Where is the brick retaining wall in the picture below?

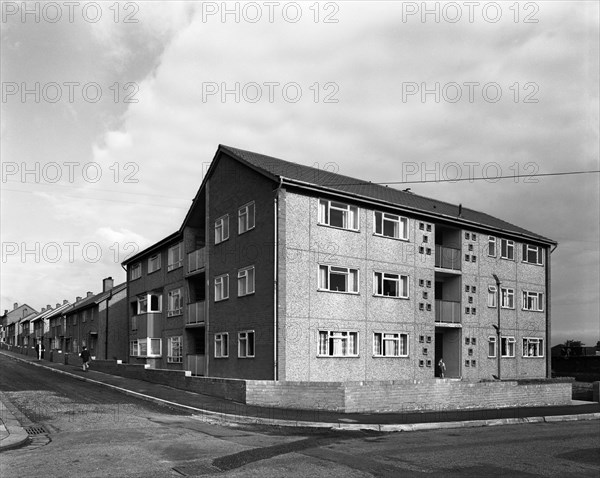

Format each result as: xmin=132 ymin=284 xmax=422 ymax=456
xmin=91 ymin=360 xmax=246 ymax=402
xmin=245 ymin=378 xmax=574 ymax=412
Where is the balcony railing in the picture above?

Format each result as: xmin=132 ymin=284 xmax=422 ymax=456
xmin=435 ymin=299 xmax=461 ymax=324
xmin=187 ymin=248 xmax=206 ymax=275
xmin=435 ymin=245 xmax=461 ymax=271
xmin=187 ymin=301 xmax=205 ymax=326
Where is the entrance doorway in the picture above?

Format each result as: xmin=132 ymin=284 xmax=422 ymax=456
xmin=434 ymin=327 xmax=461 ymax=378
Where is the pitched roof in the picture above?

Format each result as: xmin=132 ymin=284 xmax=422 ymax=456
xmin=219 ymin=145 xmax=556 ymax=245
xmin=66 ymin=283 xmax=127 ymax=315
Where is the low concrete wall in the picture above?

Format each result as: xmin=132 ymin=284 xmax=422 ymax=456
xmin=246 ymin=378 xmax=574 ymax=413
xmin=91 ymin=360 xmax=246 ymax=403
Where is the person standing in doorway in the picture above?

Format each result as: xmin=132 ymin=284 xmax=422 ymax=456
xmin=80 ymin=346 xmax=91 ymax=372
xmin=437 ymin=358 xmax=446 ymax=379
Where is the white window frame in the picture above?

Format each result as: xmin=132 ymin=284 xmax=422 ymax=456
xmin=487 ymin=285 xmax=497 ymax=308
xmin=500 ymin=287 xmax=515 ymax=309
xmin=130 ymin=338 xmax=162 ymax=357
xmin=318 ymin=199 xmax=359 ymax=231
xmin=501 ymin=336 xmax=516 ymax=357
xmin=214 ymin=274 xmax=229 ymax=302
xmin=523 ymin=337 xmax=544 ymax=358
xmin=167 ymin=243 xmax=183 ymax=271
xmin=137 ymin=292 xmax=162 ymax=314
xmin=238 ymin=202 xmax=255 ymax=234
xmin=522 ymin=290 xmax=544 ymax=312
xmin=373 ymin=272 xmax=409 ymax=298
xmin=522 ymin=244 xmax=544 ymax=265
xmin=373 ymin=211 xmax=408 ymax=240
xmin=500 ymin=239 xmax=514 ymax=260
xmin=215 ymin=214 xmax=229 ymax=244
xmin=167 ymin=336 xmax=183 ymax=363
xmin=373 ymin=332 xmax=408 ymax=357
xmin=167 ymin=288 xmax=183 ymax=317
xmin=318 ymin=331 xmax=359 ymax=357
xmin=238 ymin=330 xmax=255 ymax=358
xmin=488 ymin=236 xmax=496 ymax=257
xmin=148 ymin=254 xmax=161 ymax=273
xmin=214 ymin=333 xmax=229 ymax=358
xmin=318 ymin=265 xmax=359 ymax=294
xmin=237 ymin=266 xmax=255 ymax=297
xmin=129 ymin=263 xmax=141 ymax=280
xmin=488 ymin=336 xmax=497 ymax=358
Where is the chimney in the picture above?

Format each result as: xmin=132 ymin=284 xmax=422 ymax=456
xmin=63 ymin=299 xmax=68 ymax=305
xmin=103 ymin=277 xmax=114 ymax=292
xmin=41 ymin=307 xmax=46 ymax=312
xmin=13 ymin=303 xmax=18 ymax=310
xmin=86 ymin=291 xmax=93 ymax=298
xmin=46 ymin=304 xmax=51 ymax=310
xmin=56 ymin=304 xmax=60 ymax=308
xmin=76 ymin=296 xmax=82 ymax=302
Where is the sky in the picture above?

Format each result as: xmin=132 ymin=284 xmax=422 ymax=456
xmin=1 ymin=1 xmax=598 ymax=346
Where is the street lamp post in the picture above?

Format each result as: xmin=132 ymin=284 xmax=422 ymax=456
xmin=492 ymin=273 xmax=501 ymax=380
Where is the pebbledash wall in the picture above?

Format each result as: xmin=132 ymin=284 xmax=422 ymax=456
xmin=88 ymin=359 xmax=572 ymax=412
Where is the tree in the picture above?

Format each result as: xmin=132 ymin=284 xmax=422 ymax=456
xmin=564 ymin=340 xmax=583 ymax=348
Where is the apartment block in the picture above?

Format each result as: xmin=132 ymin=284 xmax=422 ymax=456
xmin=122 ymin=145 xmax=556 ymax=382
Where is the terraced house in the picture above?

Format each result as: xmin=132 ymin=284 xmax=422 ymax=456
xmin=123 ymin=145 xmax=556 ymax=382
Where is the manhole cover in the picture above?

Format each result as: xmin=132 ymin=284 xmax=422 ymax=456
xmin=24 ymin=425 xmax=47 ymax=435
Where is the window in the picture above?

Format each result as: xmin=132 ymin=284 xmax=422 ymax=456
xmin=238 ymin=331 xmax=255 ymax=358
xmin=137 ymin=292 xmax=162 ymax=314
xmin=488 ymin=285 xmax=497 ymax=307
xmin=488 ymin=337 xmax=497 ymax=357
xmin=129 ymin=340 xmax=139 ymax=357
xmin=523 ymin=337 xmax=544 ymax=357
xmin=373 ymin=272 xmax=408 ymax=298
xmin=148 ymin=254 xmax=161 ymax=273
xmin=501 ymin=336 xmax=516 ymax=357
xmin=168 ymin=243 xmax=183 ymax=271
xmin=465 ymin=285 xmax=470 ymax=293
xmin=215 ymin=215 xmax=229 ymax=244
xmin=500 ymin=239 xmax=514 ymax=260
xmin=131 ymin=315 xmax=137 ymax=331
xmin=318 ymin=199 xmax=359 ymax=231
xmin=167 ymin=336 xmax=183 ymax=363
xmin=318 ymin=331 xmax=358 ymax=357
xmin=501 ymin=288 xmax=515 ymax=309
xmin=488 ymin=236 xmax=496 ymax=257
xmin=129 ymin=263 xmax=141 ymax=280
xmin=465 ymin=232 xmax=470 ymax=240
xmin=238 ymin=266 xmax=255 ymax=296
xmin=167 ymin=288 xmax=183 ymax=317
xmin=374 ymin=211 xmax=408 ymax=240
xmin=468 ymin=244 xmax=473 ymax=251
xmin=373 ymin=333 xmax=408 ymax=357
xmin=472 ymin=234 xmax=477 ymax=240
xmin=522 ymin=291 xmax=544 ymax=311
xmin=238 ymin=202 xmax=255 ymax=234
xmin=319 ymin=265 xmax=359 ymax=293
xmin=130 ymin=338 xmax=162 ymax=357
xmin=215 ymin=274 xmax=229 ymax=301
xmin=523 ymin=244 xmax=543 ymax=265
xmin=214 ymin=333 xmax=228 ymax=358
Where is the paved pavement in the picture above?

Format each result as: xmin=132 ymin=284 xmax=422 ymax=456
xmin=1 ymin=349 xmax=598 ymax=452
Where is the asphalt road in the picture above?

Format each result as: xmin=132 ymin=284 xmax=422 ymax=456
xmin=1 ymin=354 xmax=599 ymax=477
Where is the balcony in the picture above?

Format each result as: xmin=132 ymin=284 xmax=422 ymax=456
xmin=435 ymin=245 xmax=461 ymax=271
xmin=435 ymin=299 xmax=461 ymax=324
xmin=187 ymin=248 xmax=206 ymax=275
xmin=186 ymin=301 xmax=205 ymax=326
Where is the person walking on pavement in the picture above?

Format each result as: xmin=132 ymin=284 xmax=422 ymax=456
xmin=80 ymin=346 xmax=91 ymax=372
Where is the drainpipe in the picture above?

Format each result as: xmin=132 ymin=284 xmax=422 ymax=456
xmin=273 ymin=178 xmax=283 ymax=381
xmin=546 ymin=244 xmax=557 ymax=378
xmin=492 ymin=273 xmax=501 ymax=380
xmin=121 ymin=263 xmax=129 ymax=363
xmin=105 ymin=289 xmax=113 ymax=360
